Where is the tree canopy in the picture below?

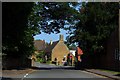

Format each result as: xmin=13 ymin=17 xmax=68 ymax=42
xmin=2 ymin=2 xmax=119 ymax=59
xmin=28 ymin=2 xmax=80 ymax=34
xmin=67 ymin=2 xmax=119 ymax=54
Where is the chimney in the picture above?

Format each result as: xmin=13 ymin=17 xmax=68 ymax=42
xmin=59 ymin=34 xmax=64 ymax=41
xmin=50 ymin=40 xmax=53 ymax=45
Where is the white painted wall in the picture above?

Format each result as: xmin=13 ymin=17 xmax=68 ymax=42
xmin=70 ymin=50 xmax=76 ymax=56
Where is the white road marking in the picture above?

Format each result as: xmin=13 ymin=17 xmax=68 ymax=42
xmin=21 ymin=70 xmax=34 ymax=80
xmin=21 ymin=73 xmax=29 ymax=80
xmin=24 ymin=73 xmax=28 ymax=78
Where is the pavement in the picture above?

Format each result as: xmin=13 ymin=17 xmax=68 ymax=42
xmin=2 ymin=68 xmax=34 ymax=78
xmin=85 ymin=69 xmax=120 ymax=80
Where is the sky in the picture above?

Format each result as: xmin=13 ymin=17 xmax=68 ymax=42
xmin=33 ymin=29 xmax=69 ymax=43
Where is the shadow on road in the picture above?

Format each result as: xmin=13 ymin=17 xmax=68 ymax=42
xmin=1 ymin=77 xmax=21 ymax=80
xmin=114 ymin=74 xmax=120 ymax=77
xmin=31 ymin=66 xmax=85 ymax=70
xmin=1 ymin=77 xmax=12 ymax=80
xmin=1 ymin=77 xmax=22 ymax=80
xmin=31 ymin=66 xmax=74 ymax=70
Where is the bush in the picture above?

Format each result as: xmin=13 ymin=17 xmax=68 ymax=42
xmin=36 ymin=51 xmax=46 ymax=63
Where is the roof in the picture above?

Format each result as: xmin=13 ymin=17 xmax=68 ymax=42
xmin=34 ymin=40 xmax=46 ymax=51
xmin=45 ymin=41 xmax=59 ymax=53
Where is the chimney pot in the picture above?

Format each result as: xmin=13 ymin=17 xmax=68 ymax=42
xmin=59 ymin=34 xmax=64 ymax=41
xmin=50 ymin=40 xmax=53 ymax=45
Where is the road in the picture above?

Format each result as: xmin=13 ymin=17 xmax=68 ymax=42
xmin=23 ymin=69 xmax=106 ymax=78
xmin=22 ymin=62 xmax=111 ymax=80
xmin=2 ymin=62 xmax=113 ymax=80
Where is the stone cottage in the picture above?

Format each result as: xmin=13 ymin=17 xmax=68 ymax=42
xmin=45 ymin=35 xmax=70 ymax=65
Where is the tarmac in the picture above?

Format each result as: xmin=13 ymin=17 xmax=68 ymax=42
xmin=1 ymin=68 xmax=120 ymax=80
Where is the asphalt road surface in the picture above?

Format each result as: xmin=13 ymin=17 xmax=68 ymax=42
xmin=22 ymin=62 xmax=112 ymax=80
xmin=2 ymin=62 xmax=113 ymax=80
xmin=23 ymin=69 xmax=107 ymax=78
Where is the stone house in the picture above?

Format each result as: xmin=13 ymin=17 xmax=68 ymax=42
xmin=45 ymin=35 xmax=70 ymax=65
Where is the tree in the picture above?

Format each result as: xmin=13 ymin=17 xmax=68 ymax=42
xmin=67 ymin=2 xmax=119 ymax=55
xmin=28 ymin=2 xmax=80 ymax=35
xmin=2 ymin=3 xmax=34 ymax=59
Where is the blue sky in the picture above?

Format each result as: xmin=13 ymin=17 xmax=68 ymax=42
xmin=34 ymin=29 xmax=69 ymax=43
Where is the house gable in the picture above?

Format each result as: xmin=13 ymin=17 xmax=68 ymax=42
xmin=51 ymin=35 xmax=69 ymax=64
